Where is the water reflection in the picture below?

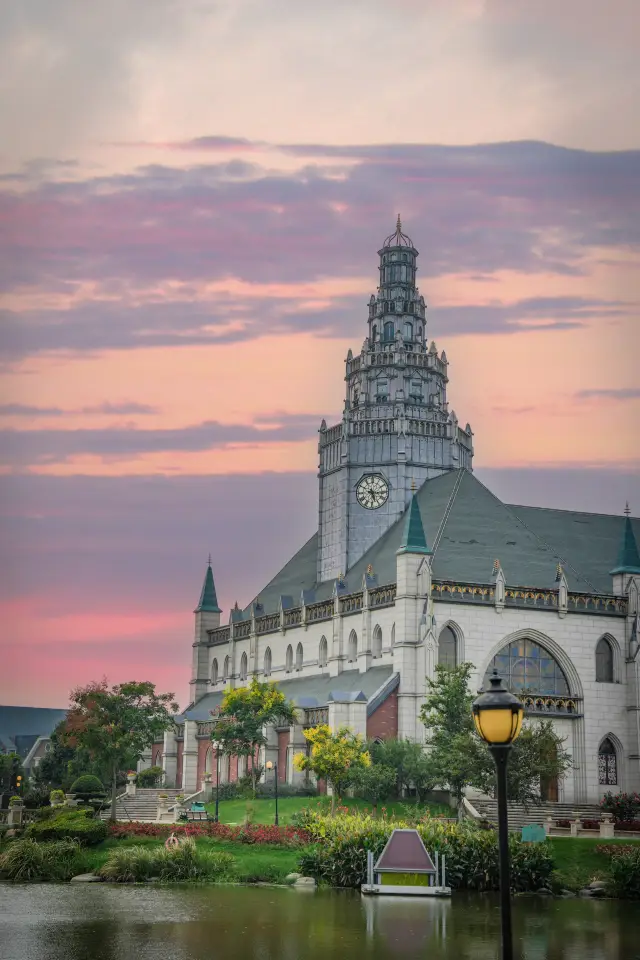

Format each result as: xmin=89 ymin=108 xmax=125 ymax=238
xmin=0 ymin=885 xmax=639 ymax=960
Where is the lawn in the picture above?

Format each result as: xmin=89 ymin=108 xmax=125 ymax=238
xmin=203 ymin=795 xmax=452 ymax=824
xmin=549 ymin=836 xmax=640 ymax=891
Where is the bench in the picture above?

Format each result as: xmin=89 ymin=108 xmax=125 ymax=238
xmin=185 ymin=811 xmax=209 ymax=822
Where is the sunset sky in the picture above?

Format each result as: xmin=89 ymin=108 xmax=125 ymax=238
xmin=1 ymin=0 xmax=639 ymax=709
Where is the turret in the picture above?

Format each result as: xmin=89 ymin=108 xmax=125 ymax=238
xmin=191 ymin=556 xmax=222 ymax=703
xmin=610 ymin=504 xmax=640 ymax=596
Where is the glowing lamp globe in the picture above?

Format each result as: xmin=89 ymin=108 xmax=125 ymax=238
xmin=265 ymin=761 xmax=274 ymax=770
xmin=472 ymin=670 xmax=524 ymax=745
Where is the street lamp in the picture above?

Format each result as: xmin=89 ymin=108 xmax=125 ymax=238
xmin=214 ymin=748 xmax=220 ymax=823
xmin=472 ymin=669 xmax=524 ymax=960
xmin=265 ymin=760 xmax=279 ymax=825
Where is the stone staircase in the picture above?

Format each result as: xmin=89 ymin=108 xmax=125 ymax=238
xmin=99 ymin=788 xmax=185 ymax=823
xmin=471 ymin=798 xmax=603 ymax=831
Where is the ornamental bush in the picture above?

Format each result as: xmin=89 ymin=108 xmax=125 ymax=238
xmin=607 ymin=847 xmax=640 ymax=899
xmin=136 ymin=766 xmax=165 ymax=788
xmin=600 ymin=791 xmax=640 ymax=823
xmin=99 ymin=838 xmax=235 ymax=882
xmin=26 ymin=809 xmax=107 ymax=846
xmin=0 ymin=838 xmax=87 ymax=882
xmin=69 ymin=775 xmax=105 ymax=798
xmin=296 ymin=810 xmax=553 ymax=892
xmin=107 ymin=820 xmax=309 ymax=846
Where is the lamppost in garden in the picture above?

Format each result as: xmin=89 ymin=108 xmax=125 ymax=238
xmin=472 ymin=669 xmax=524 ymax=960
xmin=214 ymin=748 xmax=220 ymax=823
xmin=265 ymin=760 xmax=279 ymax=825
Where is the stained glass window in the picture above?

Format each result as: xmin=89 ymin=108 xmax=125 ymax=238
xmin=595 ymin=637 xmax=614 ymax=683
xmin=484 ymin=639 xmax=569 ymax=695
xmin=438 ymin=626 xmax=457 ymax=669
xmin=598 ymin=738 xmax=617 ymax=785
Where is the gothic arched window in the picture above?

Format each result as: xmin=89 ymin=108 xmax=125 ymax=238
xmin=595 ymin=637 xmax=614 ymax=683
xmin=296 ymin=643 xmax=303 ymax=671
xmin=383 ymin=321 xmax=394 ymax=342
xmin=404 ymin=321 xmax=413 ymax=341
xmin=319 ymin=636 xmax=328 ymax=668
xmin=484 ymin=638 xmax=569 ymax=695
xmin=285 ymin=645 xmax=293 ymax=673
xmin=239 ymin=652 xmax=247 ymax=682
xmin=372 ymin=625 xmax=382 ymax=659
xmin=348 ymin=630 xmax=358 ymax=663
xmin=438 ymin=626 xmax=457 ymax=669
xmin=263 ymin=647 xmax=272 ymax=678
xmin=211 ymin=658 xmax=218 ymax=685
xmin=372 ymin=324 xmax=377 ymax=342
xmin=223 ymin=656 xmax=230 ymax=681
xmin=598 ymin=738 xmax=618 ymax=785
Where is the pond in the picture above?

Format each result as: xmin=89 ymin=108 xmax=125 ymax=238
xmin=1 ymin=885 xmax=639 ymax=960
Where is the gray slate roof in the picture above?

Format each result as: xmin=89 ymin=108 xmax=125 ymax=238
xmin=243 ymin=470 xmax=637 ymax=615
xmin=181 ymin=666 xmax=396 ymax=721
xmin=0 ymin=705 xmax=67 ymax=758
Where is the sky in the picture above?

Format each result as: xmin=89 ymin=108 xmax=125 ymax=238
xmin=1 ymin=0 xmax=639 ymax=709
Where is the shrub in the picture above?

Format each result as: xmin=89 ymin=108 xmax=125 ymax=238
xmin=99 ymin=838 xmax=235 ymax=882
xmin=136 ymin=766 xmax=165 ymax=788
xmin=22 ymin=785 xmax=51 ymax=809
xmin=296 ymin=810 xmax=553 ymax=892
xmin=69 ymin=775 xmax=105 ymax=798
xmin=107 ymin=820 xmax=309 ymax=846
xmin=600 ymin=791 xmax=640 ymax=823
xmin=607 ymin=847 xmax=640 ymax=899
xmin=9 ymin=796 xmax=22 ymax=806
xmin=0 ymin=838 xmax=87 ymax=882
xmin=26 ymin=810 xmax=107 ymax=846
xmin=50 ymin=790 xmax=65 ymax=805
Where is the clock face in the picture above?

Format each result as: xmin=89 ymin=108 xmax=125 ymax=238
xmin=356 ymin=474 xmax=389 ymax=510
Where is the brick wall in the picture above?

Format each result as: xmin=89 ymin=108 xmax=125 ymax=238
xmin=366 ymin=690 xmax=398 ymax=740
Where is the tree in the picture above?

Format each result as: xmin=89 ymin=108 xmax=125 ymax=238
xmin=34 ymin=720 xmax=98 ymax=791
xmin=352 ymin=763 xmax=397 ymax=816
xmin=61 ymin=680 xmax=178 ymax=821
xmin=370 ymin=738 xmax=435 ymax=802
xmin=420 ymin=663 xmax=573 ymax=812
xmin=420 ymin=663 xmax=486 ymax=816
xmin=295 ymin=725 xmax=371 ymax=814
xmin=211 ymin=677 xmax=297 ymax=796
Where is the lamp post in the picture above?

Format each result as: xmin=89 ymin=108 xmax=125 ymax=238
xmin=215 ymin=748 xmax=220 ymax=823
xmin=472 ymin=669 xmax=524 ymax=960
xmin=265 ymin=760 xmax=279 ymax=825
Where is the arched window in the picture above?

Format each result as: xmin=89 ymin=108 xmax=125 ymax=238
xmin=296 ymin=642 xmax=303 ymax=671
xmin=264 ymin=647 xmax=272 ymax=677
xmin=223 ymin=656 xmax=230 ymax=681
xmin=205 ymin=745 xmax=213 ymax=774
xmin=372 ymin=625 xmax=382 ymax=659
xmin=438 ymin=626 xmax=457 ymax=668
xmin=239 ymin=652 xmax=247 ymax=682
xmin=404 ymin=321 xmax=413 ymax=341
xmin=383 ymin=321 xmax=394 ymax=342
xmin=417 ymin=326 xmax=422 ymax=339
xmin=598 ymin=738 xmax=618 ymax=785
xmin=595 ymin=637 xmax=614 ymax=683
xmin=285 ymin=644 xmax=293 ymax=673
xmin=372 ymin=324 xmax=377 ymax=342
xmin=319 ymin=636 xmax=328 ymax=668
xmin=348 ymin=630 xmax=358 ymax=663
xmin=485 ymin=638 xmax=569 ymax=695
xmin=211 ymin=658 xmax=218 ymax=685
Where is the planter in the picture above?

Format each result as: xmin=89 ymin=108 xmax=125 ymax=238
xmin=65 ymin=794 xmax=78 ymax=807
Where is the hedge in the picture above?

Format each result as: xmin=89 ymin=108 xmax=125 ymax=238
xmin=69 ymin=775 xmax=106 ymax=798
xmin=25 ymin=809 xmax=107 ymax=846
xmin=296 ymin=810 xmax=553 ymax=892
xmin=108 ymin=821 xmax=309 ymax=846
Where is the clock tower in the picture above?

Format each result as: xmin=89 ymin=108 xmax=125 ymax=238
xmin=316 ymin=217 xmax=474 ymax=583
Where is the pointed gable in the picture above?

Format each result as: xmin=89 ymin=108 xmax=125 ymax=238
xmin=610 ymin=513 xmax=640 ymax=575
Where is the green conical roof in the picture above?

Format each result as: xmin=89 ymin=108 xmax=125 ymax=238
xmin=610 ymin=513 xmax=640 ymax=575
xmin=396 ymin=493 xmax=431 ymax=556
xmin=195 ymin=560 xmax=221 ymax=613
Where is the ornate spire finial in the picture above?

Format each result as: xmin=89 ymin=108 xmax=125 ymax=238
xmin=411 ymin=477 xmax=417 ymax=493
xmin=493 ymin=558 xmax=501 ymax=573
xmin=396 ymin=213 xmax=402 ymax=233
xmin=624 ymin=502 xmax=631 ymax=517
xmin=207 ymin=552 xmax=212 ymax=566
xmin=366 ymin=564 xmax=374 ymax=576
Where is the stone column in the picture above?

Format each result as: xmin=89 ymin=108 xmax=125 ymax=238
xmin=162 ymin=728 xmax=178 ymax=787
xmin=182 ymin=720 xmax=199 ymax=794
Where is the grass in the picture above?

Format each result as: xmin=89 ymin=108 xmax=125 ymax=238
xmin=549 ymin=836 xmax=640 ymax=891
xmin=203 ymin=795 xmax=452 ymax=824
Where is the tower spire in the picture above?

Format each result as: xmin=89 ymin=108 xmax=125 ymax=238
xmin=397 ymin=490 xmax=431 ymax=556
xmin=609 ymin=506 xmax=640 ymax=575
xmin=195 ymin=558 xmax=221 ymax=613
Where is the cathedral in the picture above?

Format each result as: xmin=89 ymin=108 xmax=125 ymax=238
xmin=153 ymin=218 xmax=640 ymax=805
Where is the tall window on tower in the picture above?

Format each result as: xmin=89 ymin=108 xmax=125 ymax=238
xmin=383 ymin=321 xmax=394 ymax=342
xmin=404 ymin=321 xmax=413 ymax=341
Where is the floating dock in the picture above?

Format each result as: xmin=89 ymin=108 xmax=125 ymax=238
xmin=361 ymin=828 xmax=452 ymax=897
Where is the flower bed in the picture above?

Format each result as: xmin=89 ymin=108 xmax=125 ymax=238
xmin=555 ymin=818 xmax=640 ymax=832
xmin=108 ymin=821 xmax=309 ymax=846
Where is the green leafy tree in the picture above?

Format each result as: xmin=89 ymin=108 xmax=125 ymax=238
xmin=211 ymin=677 xmax=297 ymax=796
xmin=61 ymin=680 xmax=178 ymax=821
xmin=420 ymin=663 xmax=486 ymax=816
xmin=295 ymin=725 xmax=371 ymax=814
xmin=352 ymin=763 xmax=397 ymax=816
xmin=371 ymin=738 xmax=436 ymax=802
xmin=420 ymin=663 xmax=573 ymax=812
